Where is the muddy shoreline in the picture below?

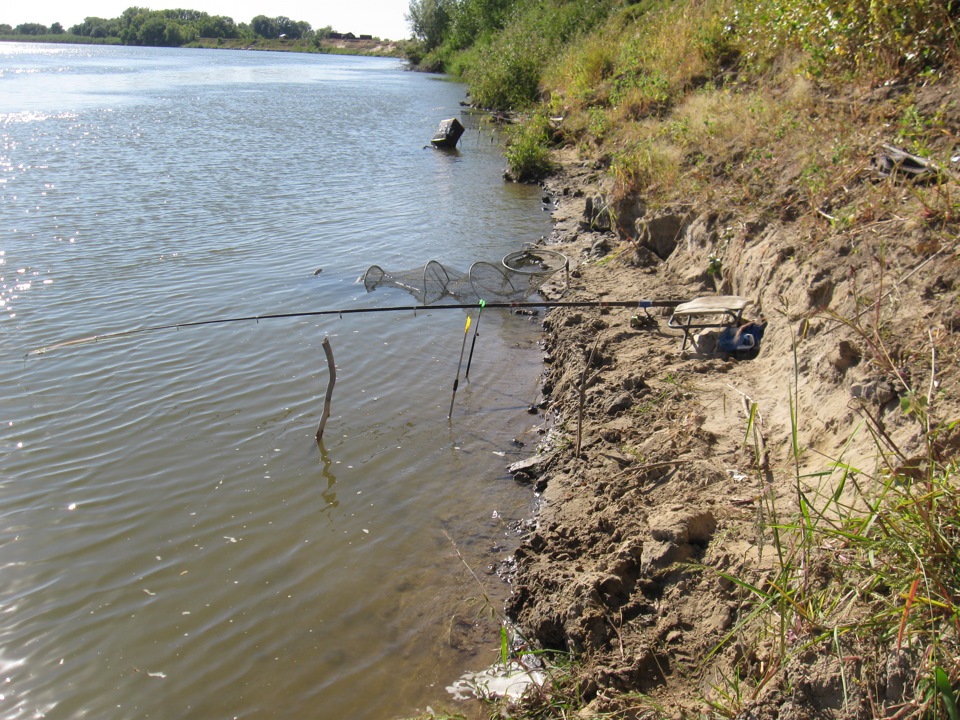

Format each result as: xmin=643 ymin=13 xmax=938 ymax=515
xmin=498 ymin=141 xmax=960 ymax=717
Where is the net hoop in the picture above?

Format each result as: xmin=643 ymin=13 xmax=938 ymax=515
xmin=502 ymin=248 xmax=568 ymax=276
xmin=359 ymin=247 xmax=569 ymax=304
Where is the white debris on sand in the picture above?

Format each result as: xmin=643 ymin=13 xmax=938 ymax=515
xmin=446 ymin=658 xmax=547 ymax=702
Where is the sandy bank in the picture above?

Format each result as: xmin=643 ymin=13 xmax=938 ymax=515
xmin=501 ymin=132 xmax=960 ymax=717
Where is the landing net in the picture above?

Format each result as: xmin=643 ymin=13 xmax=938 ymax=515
xmin=359 ymin=248 xmax=569 ymax=305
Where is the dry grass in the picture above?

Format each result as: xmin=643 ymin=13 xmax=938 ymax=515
xmin=538 ymin=0 xmax=960 ymax=228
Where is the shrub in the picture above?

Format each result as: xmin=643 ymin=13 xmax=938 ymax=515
xmin=731 ymin=0 xmax=960 ymax=79
xmin=462 ymin=0 xmax=617 ymax=109
xmin=504 ymin=113 xmax=558 ymax=182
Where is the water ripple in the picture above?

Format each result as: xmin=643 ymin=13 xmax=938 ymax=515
xmin=0 ymin=45 xmax=550 ymax=720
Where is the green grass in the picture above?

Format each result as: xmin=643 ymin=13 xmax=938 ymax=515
xmin=504 ymin=113 xmax=558 ymax=182
xmin=0 ymin=34 xmax=122 ymax=44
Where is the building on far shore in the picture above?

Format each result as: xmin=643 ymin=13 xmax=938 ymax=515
xmin=326 ymin=32 xmax=378 ymax=42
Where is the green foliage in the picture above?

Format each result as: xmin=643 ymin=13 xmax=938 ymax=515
xmin=70 ymin=16 xmax=122 ymax=38
xmin=465 ymin=34 xmax=543 ymax=109
xmin=13 ymin=23 xmax=51 ymax=35
xmin=116 ymin=9 xmax=202 ymax=46
xmin=504 ymin=113 xmax=557 ymax=181
xmin=462 ymin=0 xmax=616 ymax=109
xmin=730 ymin=0 xmax=960 ymax=79
xmin=195 ymin=15 xmax=238 ymax=39
xmin=0 ymin=32 xmax=123 ymax=45
xmin=251 ymin=14 xmax=311 ymax=40
xmin=406 ymin=0 xmax=453 ymax=50
xmin=541 ymin=0 xmax=737 ymax=135
xmin=434 ymin=0 xmax=515 ymax=52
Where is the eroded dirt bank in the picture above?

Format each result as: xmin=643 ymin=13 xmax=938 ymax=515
xmin=502 ymin=126 xmax=960 ymax=716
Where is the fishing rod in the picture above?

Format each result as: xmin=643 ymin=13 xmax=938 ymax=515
xmin=448 ymin=313 xmax=472 ymax=419
xmin=26 ymin=298 xmax=689 ymax=356
xmin=464 ymin=299 xmax=486 ymax=381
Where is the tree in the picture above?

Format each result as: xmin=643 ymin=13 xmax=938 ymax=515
xmin=406 ymin=0 xmax=451 ymax=50
xmin=50 ymin=22 xmax=65 ymax=34
xmin=251 ymin=14 xmax=278 ymax=38
xmin=448 ymin=0 xmax=514 ymax=49
xmin=163 ymin=21 xmax=192 ymax=45
xmin=288 ymin=20 xmax=312 ymax=39
xmin=198 ymin=15 xmax=239 ymax=39
xmin=14 ymin=23 xmax=50 ymax=35
xmin=274 ymin=16 xmax=294 ymax=37
xmin=138 ymin=16 xmax=167 ymax=45
xmin=71 ymin=17 xmax=118 ymax=38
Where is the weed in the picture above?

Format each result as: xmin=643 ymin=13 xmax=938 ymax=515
xmin=587 ymin=107 xmax=609 ymax=142
xmin=609 ymin=140 xmax=682 ymax=201
xmin=705 ymin=666 xmax=748 ymax=718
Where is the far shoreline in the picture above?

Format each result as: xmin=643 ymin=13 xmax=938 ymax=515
xmin=0 ymin=34 xmax=408 ymax=59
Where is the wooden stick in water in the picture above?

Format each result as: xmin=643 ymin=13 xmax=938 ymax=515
xmin=317 ymin=337 xmax=336 ymax=440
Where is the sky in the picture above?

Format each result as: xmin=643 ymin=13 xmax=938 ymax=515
xmin=2 ymin=0 xmax=412 ymax=41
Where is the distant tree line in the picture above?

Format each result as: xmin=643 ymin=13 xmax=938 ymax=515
xmin=1 ymin=21 xmax=66 ymax=35
xmin=0 ymin=7 xmax=342 ymax=47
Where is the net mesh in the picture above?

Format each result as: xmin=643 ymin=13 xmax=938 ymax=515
xmin=359 ymin=248 xmax=568 ymax=304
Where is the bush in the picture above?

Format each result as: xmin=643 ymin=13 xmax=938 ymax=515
xmin=462 ymin=0 xmax=617 ymax=109
xmin=504 ymin=113 xmax=558 ymax=182
xmin=731 ymin=0 xmax=960 ymax=79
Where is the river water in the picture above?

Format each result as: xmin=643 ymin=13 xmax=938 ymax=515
xmin=0 ymin=43 xmax=552 ymax=719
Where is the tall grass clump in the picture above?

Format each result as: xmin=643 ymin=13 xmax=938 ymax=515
xmin=543 ymin=0 xmax=736 ymax=124
xmin=608 ymin=139 xmax=683 ymax=200
xmin=504 ymin=112 xmax=558 ymax=181
xmin=608 ymin=0 xmax=733 ymax=116
xmin=464 ymin=32 xmax=545 ymax=110
xmin=462 ymin=0 xmax=617 ymax=109
xmin=529 ymin=0 xmax=755 ymax=199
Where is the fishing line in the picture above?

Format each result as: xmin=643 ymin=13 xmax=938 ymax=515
xmin=26 ymin=298 xmax=687 ymax=357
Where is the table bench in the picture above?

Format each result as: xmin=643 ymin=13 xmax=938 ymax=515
xmin=667 ymin=295 xmax=751 ymax=353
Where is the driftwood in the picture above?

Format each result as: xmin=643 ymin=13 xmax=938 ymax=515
xmin=508 ymin=454 xmax=551 ymax=480
xmin=872 ymin=143 xmax=952 ymax=183
xmin=316 ymin=337 xmax=336 ymax=440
